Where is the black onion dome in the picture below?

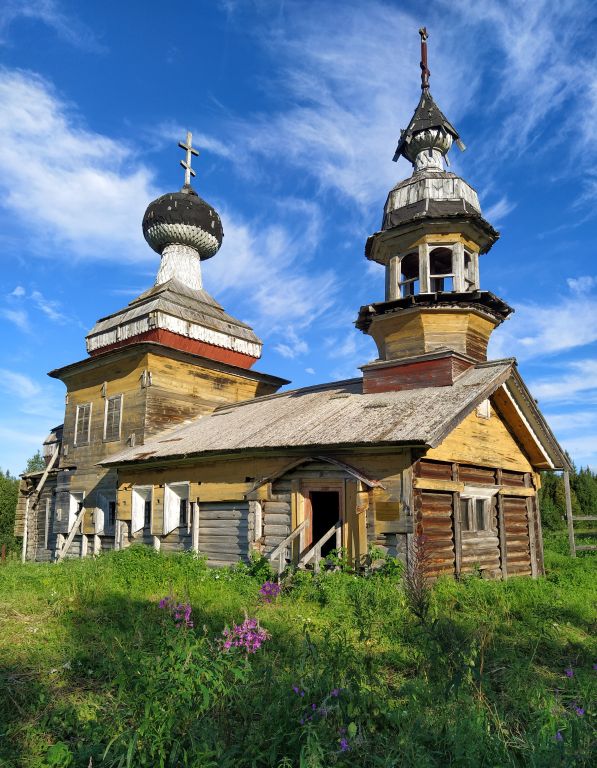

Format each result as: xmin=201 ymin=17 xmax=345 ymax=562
xmin=142 ymin=185 xmax=224 ymax=260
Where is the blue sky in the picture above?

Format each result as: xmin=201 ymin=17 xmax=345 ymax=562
xmin=0 ymin=0 xmax=596 ymax=476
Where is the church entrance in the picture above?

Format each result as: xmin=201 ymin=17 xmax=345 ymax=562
xmin=304 ymin=488 xmax=342 ymax=558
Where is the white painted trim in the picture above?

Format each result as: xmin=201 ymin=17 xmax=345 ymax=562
xmin=103 ymin=394 xmax=123 ymax=442
xmin=74 ymin=402 xmax=92 ymax=446
xmin=500 ymin=384 xmax=555 ymax=468
xmin=68 ymin=491 xmax=85 ymax=532
xmin=461 ymin=485 xmax=499 ymax=499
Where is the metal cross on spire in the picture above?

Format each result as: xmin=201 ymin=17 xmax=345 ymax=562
xmin=178 ymin=131 xmax=199 ymax=187
xmin=419 ymin=27 xmax=430 ymax=91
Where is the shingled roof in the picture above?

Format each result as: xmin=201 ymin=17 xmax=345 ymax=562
xmin=393 ymin=90 xmax=463 ymax=163
xmin=102 ymin=359 xmax=550 ymax=467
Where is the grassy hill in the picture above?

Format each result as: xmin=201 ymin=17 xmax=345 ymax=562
xmin=0 ymin=537 xmax=595 ymax=767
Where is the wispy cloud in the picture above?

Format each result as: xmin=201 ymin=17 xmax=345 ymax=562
xmin=0 ymin=70 xmax=157 ymax=262
xmin=489 ymin=278 xmax=597 ymax=361
xmin=0 ymin=0 xmax=104 ymax=52
xmin=529 ymin=360 xmax=597 ymax=403
xmin=0 ymin=307 xmax=30 ymax=332
xmin=483 ymin=196 xmax=516 ymax=225
xmin=0 ymin=368 xmax=62 ymax=420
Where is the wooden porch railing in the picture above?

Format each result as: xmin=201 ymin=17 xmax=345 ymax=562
xmin=268 ymin=519 xmax=309 ymax=573
xmin=299 ymin=521 xmax=342 ymax=573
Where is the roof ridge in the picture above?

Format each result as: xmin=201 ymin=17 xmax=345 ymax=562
xmin=213 ymin=377 xmax=363 ymax=412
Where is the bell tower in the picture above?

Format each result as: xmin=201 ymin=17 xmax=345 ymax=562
xmin=357 ymin=28 xmax=512 ymax=393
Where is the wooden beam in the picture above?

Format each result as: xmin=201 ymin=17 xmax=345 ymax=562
xmin=413 ymin=477 xmax=464 ymax=492
xmin=452 ymin=463 xmax=462 ymax=578
xmin=496 ymin=469 xmax=508 ymax=579
xmin=564 ymin=470 xmax=576 ymax=557
xmin=56 ymin=507 xmax=85 ymax=563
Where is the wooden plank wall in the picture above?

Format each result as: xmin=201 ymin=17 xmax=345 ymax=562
xmin=414 ymin=458 xmax=539 ymax=578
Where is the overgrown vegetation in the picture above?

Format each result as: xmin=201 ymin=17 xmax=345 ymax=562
xmin=1 ymin=539 xmax=595 ymax=767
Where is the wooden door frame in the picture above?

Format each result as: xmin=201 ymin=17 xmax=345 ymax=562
xmin=298 ymin=480 xmax=344 ymax=549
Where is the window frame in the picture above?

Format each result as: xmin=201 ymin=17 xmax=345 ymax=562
xmin=163 ymin=482 xmax=190 ymax=535
xmin=459 ymin=486 xmax=498 ymax=534
xmin=74 ymin=402 xmax=92 ymax=446
xmin=103 ymin=394 xmax=123 ymax=442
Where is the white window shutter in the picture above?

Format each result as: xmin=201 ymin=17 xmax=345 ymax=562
xmin=131 ymin=492 xmax=145 ymax=533
xmin=163 ymin=487 xmax=179 ymax=535
xmin=95 ymin=505 xmax=105 ymax=534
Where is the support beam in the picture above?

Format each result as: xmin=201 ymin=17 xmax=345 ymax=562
xmin=496 ymin=470 xmax=508 ymax=579
xmin=452 ymin=242 xmax=465 ymax=292
xmin=564 ymin=470 xmax=576 ymax=557
xmin=386 ymin=255 xmax=401 ymax=300
xmin=418 ymin=243 xmax=430 ymax=292
xmin=191 ymin=501 xmax=199 ymax=553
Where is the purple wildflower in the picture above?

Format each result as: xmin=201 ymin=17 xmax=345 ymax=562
xmin=311 ymin=703 xmax=317 ymax=710
xmin=221 ymin=617 xmax=270 ymax=653
xmin=593 ymin=663 xmax=597 ymax=671
xmin=259 ymin=581 xmax=281 ymax=603
xmin=339 ymin=737 xmax=350 ymax=752
xmin=574 ymin=705 xmax=585 ymax=717
xmin=330 ymin=688 xmax=340 ymax=697
xmin=564 ymin=667 xmax=574 ymax=678
xmin=555 ymin=731 xmax=563 ymax=742
xmin=292 ymin=685 xmax=300 ymax=695
xmin=158 ymin=596 xmax=193 ymax=628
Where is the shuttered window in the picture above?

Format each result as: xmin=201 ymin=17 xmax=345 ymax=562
xmin=74 ymin=403 xmax=91 ymax=445
xmin=104 ymin=395 xmax=122 ymax=441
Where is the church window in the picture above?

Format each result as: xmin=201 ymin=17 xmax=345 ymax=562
xmin=74 ymin=403 xmax=91 ymax=445
xmin=104 ymin=394 xmax=123 ymax=442
xmin=399 ymin=252 xmax=419 ymax=297
xmin=429 ymin=247 xmax=454 ymax=292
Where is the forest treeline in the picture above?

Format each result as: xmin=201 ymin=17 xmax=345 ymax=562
xmin=539 ymin=464 xmax=597 ymax=530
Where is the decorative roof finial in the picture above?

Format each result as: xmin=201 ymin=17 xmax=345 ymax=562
xmin=178 ymin=131 xmax=199 ymax=189
xmin=419 ymin=27 xmax=430 ymax=91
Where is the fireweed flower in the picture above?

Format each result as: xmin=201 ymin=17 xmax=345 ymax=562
xmin=221 ymin=618 xmax=270 ymax=653
xmin=259 ymin=581 xmax=281 ymax=603
xmin=564 ymin=667 xmax=574 ymax=678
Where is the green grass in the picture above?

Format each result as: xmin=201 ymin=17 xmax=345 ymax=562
xmin=0 ymin=540 xmax=595 ymax=767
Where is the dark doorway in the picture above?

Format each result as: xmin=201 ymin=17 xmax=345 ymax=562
xmin=309 ymin=491 xmax=341 ymax=557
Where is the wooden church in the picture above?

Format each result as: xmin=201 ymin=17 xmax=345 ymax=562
xmin=16 ymin=32 xmax=569 ymax=579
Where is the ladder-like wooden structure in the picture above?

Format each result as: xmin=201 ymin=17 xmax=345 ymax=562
xmin=564 ymin=470 xmax=597 ymax=556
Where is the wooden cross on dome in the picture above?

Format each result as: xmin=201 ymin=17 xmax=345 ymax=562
xmin=178 ymin=131 xmax=199 ymax=187
xmin=419 ymin=27 xmax=430 ymax=91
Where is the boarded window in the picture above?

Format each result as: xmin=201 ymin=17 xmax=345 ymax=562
xmin=104 ymin=395 xmax=122 ymax=441
xmin=75 ymin=403 xmax=91 ymax=445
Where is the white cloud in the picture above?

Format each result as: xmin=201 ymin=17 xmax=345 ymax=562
xmin=0 ymin=368 xmax=63 ymax=421
xmin=10 ymin=285 xmax=25 ymax=297
xmin=567 ymin=276 xmax=595 ymax=295
xmin=30 ymin=290 xmax=67 ymax=323
xmin=0 ymin=307 xmax=30 ymax=332
xmin=489 ymin=282 xmax=597 ymax=361
xmin=483 ymin=196 xmax=516 ymax=224
xmin=529 ymin=360 xmax=597 ymax=403
xmin=0 ymin=70 xmax=157 ymax=262
xmin=305 ymin=367 xmax=315 ymax=375
xmin=274 ymin=329 xmax=309 ymax=359
xmin=0 ymin=0 xmax=103 ymax=52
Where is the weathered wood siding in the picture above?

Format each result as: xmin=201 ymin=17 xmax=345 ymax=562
xmin=199 ymin=502 xmax=250 ymax=566
xmin=413 ymin=456 xmax=541 ymax=579
xmin=427 ymin=401 xmax=533 ymax=472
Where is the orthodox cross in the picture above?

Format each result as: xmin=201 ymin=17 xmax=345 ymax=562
xmin=178 ymin=131 xmax=199 ymax=187
xmin=419 ymin=27 xmax=430 ymax=91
